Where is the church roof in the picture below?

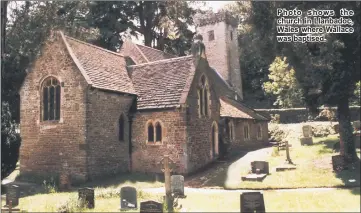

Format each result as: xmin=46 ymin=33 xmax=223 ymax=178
xmin=135 ymin=44 xmax=175 ymax=62
xmin=220 ymin=96 xmax=269 ymax=121
xmin=119 ymin=39 xmax=176 ymax=64
xmin=128 ymin=56 xmax=195 ymax=110
xmin=61 ymin=33 xmax=137 ymax=95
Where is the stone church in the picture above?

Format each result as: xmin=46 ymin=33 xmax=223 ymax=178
xmin=19 ymin=12 xmax=269 ymax=182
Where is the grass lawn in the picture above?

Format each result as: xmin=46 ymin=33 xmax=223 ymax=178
xmin=2 ymin=188 xmax=360 ymax=212
xmin=195 ymin=135 xmax=361 ymax=189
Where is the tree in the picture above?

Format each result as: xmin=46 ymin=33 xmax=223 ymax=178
xmin=263 ymin=57 xmax=304 ymax=108
xmin=87 ymin=1 xmax=200 ymax=55
xmin=351 ymin=81 xmax=360 ymax=106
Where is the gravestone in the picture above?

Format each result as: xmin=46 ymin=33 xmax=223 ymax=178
xmin=302 ymin=125 xmax=312 ymax=137
xmin=352 ymin=121 xmax=361 ymax=131
xmin=120 ymin=186 xmax=137 ymax=209
xmin=78 ymin=188 xmax=94 ymax=209
xmin=300 ymin=137 xmax=313 ymax=146
xmin=240 ymin=192 xmax=265 ymax=213
xmin=333 ymin=124 xmax=340 ymax=134
xmin=140 ymin=200 xmax=163 ymax=213
xmin=251 ymin=161 xmax=269 ymax=174
xmin=6 ymin=185 xmax=20 ymax=207
xmin=332 ymin=155 xmax=346 ymax=172
xmin=171 ymin=175 xmax=185 ymax=197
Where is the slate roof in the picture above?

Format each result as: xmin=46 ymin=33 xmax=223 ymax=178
xmin=135 ymin=44 xmax=175 ymax=62
xmin=220 ymin=96 xmax=269 ymax=121
xmin=128 ymin=56 xmax=195 ymax=110
xmin=62 ymin=33 xmax=136 ymax=95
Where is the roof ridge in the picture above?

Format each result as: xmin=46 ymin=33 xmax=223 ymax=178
xmin=64 ymin=35 xmax=125 ymax=58
xmin=60 ymin=32 xmax=93 ymax=85
xmin=129 ymin=55 xmax=192 ymax=68
xmin=136 ymin=43 xmax=176 ymax=57
xmin=132 ymin=41 xmax=150 ymax=62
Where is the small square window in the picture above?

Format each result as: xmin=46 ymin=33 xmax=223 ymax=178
xmin=208 ymin=30 xmax=215 ymax=41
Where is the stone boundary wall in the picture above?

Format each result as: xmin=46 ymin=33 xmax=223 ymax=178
xmin=255 ymin=106 xmax=360 ymax=124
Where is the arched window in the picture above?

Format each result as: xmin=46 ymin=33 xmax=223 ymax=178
xmin=42 ymin=77 xmax=61 ymax=121
xmin=155 ymin=122 xmax=162 ymax=142
xmin=148 ymin=123 xmax=154 ymax=142
xmin=244 ymin=123 xmax=250 ymax=140
xmin=257 ymin=124 xmax=262 ymax=139
xmin=199 ymin=75 xmax=210 ymax=117
xmin=119 ymin=114 xmax=125 ymax=142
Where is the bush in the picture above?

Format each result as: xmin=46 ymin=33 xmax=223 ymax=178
xmin=270 ymin=114 xmax=280 ymax=124
xmin=312 ymin=125 xmax=335 ymax=137
xmin=268 ymin=126 xmax=286 ymax=142
xmin=56 ymin=195 xmax=82 ymax=213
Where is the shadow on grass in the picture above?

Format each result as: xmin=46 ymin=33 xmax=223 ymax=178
xmin=9 ymin=171 xmax=163 ymax=199
xmin=80 ymin=172 xmax=164 ymax=189
xmin=185 ymin=147 xmax=267 ymax=188
xmin=315 ymin=136 xmax=340 ymax=154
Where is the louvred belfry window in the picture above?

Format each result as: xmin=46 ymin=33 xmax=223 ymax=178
xmin=42 ymin=77 xmax=61 ymax=121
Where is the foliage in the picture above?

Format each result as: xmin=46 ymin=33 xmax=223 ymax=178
xmin=270 ymin=114 xmax=280 ymax=124
xmin=351 ymin=81 xmax=361 ymax=106
xmin=87 ymin=1 xmax=203 ymax=55
xmin=263 ymin=57 xmax=304 ymax=108
xmin=1 ymin=102 xmax=21 ymax=180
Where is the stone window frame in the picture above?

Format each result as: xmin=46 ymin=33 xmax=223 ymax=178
xmin=197 ymin=74 xmax=211 ymax=118
xmin=211 ymin=121 xmax=219 ymax=158
xmin=243 ymin=122 xmax=250 ymax=141
xmin=257 ymin=123 xmax=263 ymax=140
xmin=118 ymin=113 xmax=125 ymax=142
xmin=145 ymin=119 xmax=165 ymax=145
xmin=39 ymin=75 xmax=63 ymax=123
xmin=228 ymin=120 xmax=235 ymax=142
xmin=208 ymin=30 xmax=215 ymax=41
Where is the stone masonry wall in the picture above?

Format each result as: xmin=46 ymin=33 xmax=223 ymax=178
xmin=228 ymin=119 xmax=269 ymax=156
xmin=19 ymin=36 xmax=88 ymax=181
xmin=185 ymin=61 xmax=221 ymax=173
xmin=86 ymin=89 xmax=134 ymax=179
xmin=131 ymin=109 xmax=188 ymax=174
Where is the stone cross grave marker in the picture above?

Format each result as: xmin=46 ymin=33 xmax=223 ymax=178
xmin=240 ymin=192 xmax=265 ymax=213
xmin=159 ymin=155 xmax=175 ymax=212
xmin=120 ymin=186 xmax=137 ymax=209
xmin=171 ymin=175 xmax=185 ymax=197
xmin=302 ymin=125 xmax=312 ymax=138
xmin=251 ymin=161 xmax=269 ymax=174
xmin=140 ymin=200 xmax=163 ymax=213
xmin=6 ymin=185 xmax=20 ymax=207
xmin=78 ymin=187 xmax=94 ymax=209
xmin=332 ymin=155 xmax=346 ymax=172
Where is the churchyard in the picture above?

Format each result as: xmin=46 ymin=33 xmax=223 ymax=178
xmin=2 ymin=121 xmax=360 ymax=212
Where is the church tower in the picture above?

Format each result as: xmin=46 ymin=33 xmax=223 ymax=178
xmin=194 ymin=11 xmax=243 ymax=99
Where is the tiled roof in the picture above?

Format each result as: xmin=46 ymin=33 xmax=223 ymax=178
xmin=220 ymin=96 xmax=269 ymax=121
xmin=128 ymin=56 xmax=195 ymax=110
xmin=135 ymin=44 xmax=175 ymax=62
xmin=62 ymin=34 xmax=136 ymax=95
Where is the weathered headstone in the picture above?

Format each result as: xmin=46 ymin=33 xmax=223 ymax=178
xmin=240 ymin=192 xmax=265 ymax=213
xmin=171 ymin=175 xmax=184 ymax=197
xmin=352 ymin=121 xmax=361 ymax=131
xmin=300 ymin=137 xmax=313 ymax=146
xmin=251 ymin=161 xmax=269 ymax=174
xmin=78 ymin=188 xmax=94 ymax=209
xmin=302 ymin=125 xmax=312 ymax=137
xmin=6 ymin=185 xmax=20 ymax=207
xmin=354 ymin=133 xmax=361 ymax=148
xmin=120 ymin=186 xmax=137 ymax=209
xmin=332 ymin=155 xmax=346 ymax=172
xmin=333 ymin=124 xmax=340 ymax=134
xmin=140 ymin=200 xmax=163 ymax=213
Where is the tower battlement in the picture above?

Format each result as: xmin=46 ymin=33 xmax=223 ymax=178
xmin=194 ymin=11 xmax=239 ymax=28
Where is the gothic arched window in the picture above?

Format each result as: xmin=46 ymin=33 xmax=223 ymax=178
xmin=148 ymin=123 xmax=154 ymax=142
xmin=155 ymin=122 xmax=162 ymax=142
xmin=42 ymin=77 xmax=61 ymax=121
xmin=198 ymin=75 xmax=210 ymax=117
